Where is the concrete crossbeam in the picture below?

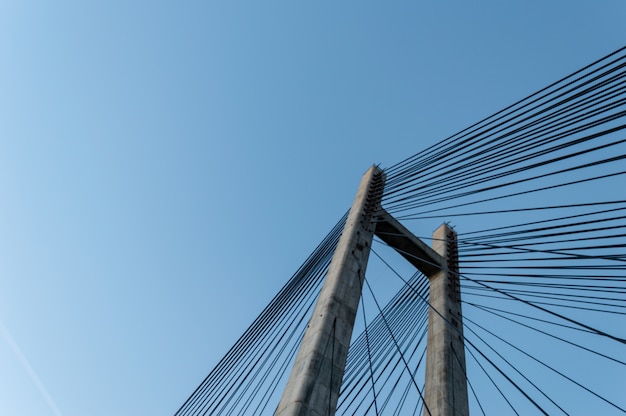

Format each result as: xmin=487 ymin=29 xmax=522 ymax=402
xmin=374 ymin=209 xmax=443 ymax=277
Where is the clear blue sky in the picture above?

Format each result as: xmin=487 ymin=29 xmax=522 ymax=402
xmin=1 ymin=2 xmax=624 ymax=415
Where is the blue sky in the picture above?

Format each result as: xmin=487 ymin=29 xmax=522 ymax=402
xmin=1 ymin=2 xmax=625 ymax=415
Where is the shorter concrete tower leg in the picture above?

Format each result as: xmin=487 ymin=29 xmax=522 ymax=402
xmin=423 ymin=224 xmax=469 ymax=416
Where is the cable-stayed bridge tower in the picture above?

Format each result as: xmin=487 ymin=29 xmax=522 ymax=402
xmin=276 ymin=166 xmax=469 ymax=416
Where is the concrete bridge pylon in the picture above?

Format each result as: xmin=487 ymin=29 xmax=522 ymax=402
xmin=275 ymin=166 xmax=468 ymax=416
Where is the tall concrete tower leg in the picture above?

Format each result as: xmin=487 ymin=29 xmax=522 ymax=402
xmin=275 ymin=166 xmax=385 ymax=416
xmin=424 ymin=224 xmax=469 ymax=416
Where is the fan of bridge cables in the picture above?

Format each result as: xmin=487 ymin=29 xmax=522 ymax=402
xmin=175 ymin=46 xmax=626 ymax=415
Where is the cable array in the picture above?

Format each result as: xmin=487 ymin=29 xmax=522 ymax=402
xmin=382 ymin=46 xmax=626 ymax=220
xmin=451 ymin=204 xmax=626 ymax=414
xmin=371 ymin=45 xmax=626 ymax=414
xmin=176 ymin=46 xmax=626 ymax=415
xmin=174 ymin=215 xmax=346 ymax=416
xmin=337 ymin=272 xmax=430 ymax=416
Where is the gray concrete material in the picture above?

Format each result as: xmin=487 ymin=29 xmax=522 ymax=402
xmin=275 ymin=166 xmax=385 ymax=416
xmin=374 ymin=209 xmax=444 ymax=277
xmin=423 ymin=224 xmax=469 ymax=416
